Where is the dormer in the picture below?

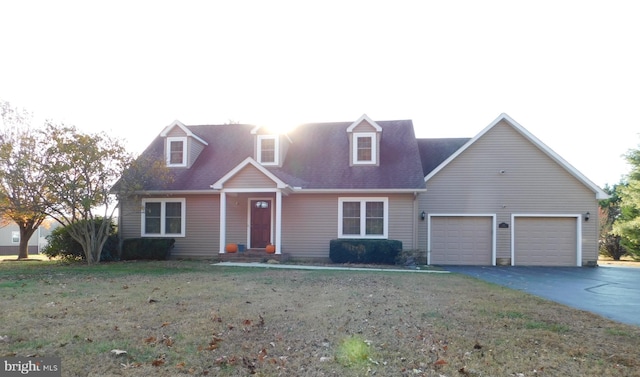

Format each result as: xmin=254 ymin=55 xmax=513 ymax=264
xmin=347 ymin=114 xmax=382 ymax=166
xmin=251 ymin=126 xmax=291 ymax=167
xmin=160 ymin=120 xmax=208 ymax=168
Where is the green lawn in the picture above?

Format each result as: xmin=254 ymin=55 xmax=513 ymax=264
xmin=1 ymin=260 xmax=639 ymax=376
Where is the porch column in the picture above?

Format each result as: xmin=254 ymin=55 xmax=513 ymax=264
xmin=275 ymin=190 xmax=282 ymax=254
xmin=219 ymin=191 xmax=226 ymax=253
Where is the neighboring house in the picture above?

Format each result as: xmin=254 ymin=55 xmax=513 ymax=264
xmin=119 ymin=113 xmax=607 ymax=266
xmin=0 ymin=221 xmax=57 ymax=256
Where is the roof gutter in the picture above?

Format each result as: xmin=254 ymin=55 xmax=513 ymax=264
xmin=289 ymin=188 xmax=427 ymax=194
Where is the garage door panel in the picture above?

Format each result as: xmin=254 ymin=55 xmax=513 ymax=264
xmin=514 ymin=217 xmax=577 ymax=266
xmin=431 ymin=217 xmax=492 ymax=265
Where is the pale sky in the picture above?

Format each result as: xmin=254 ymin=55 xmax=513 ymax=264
xmin=1 ymin=0 xmax=638 ymax=188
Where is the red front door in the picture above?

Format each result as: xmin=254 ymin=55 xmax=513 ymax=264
xmin=250 ymin=200 xmax=271 ymax=248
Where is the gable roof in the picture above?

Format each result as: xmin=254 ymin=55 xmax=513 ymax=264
xmin=346 ymin=114 xmax=383 ymax=132
xmin=160 ymin=120 xmax=208 ymax=145
xmin=136 ymin=118 xmax=426 ymax=192
xmin=211 ymin=157 xmax=288 ymax=190
xmin=424 ymin=113 xmax=609 ymax=199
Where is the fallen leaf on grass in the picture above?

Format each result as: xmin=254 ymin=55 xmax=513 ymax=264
xmin=151 ymin=358 xmax=165 ymax=367
xmin=148 ymin=297 xmax=159 ymax=303
xmin=161 ymin=335 xmax=174 ymax=347
xmin=433 ymin=359 xmax=447 ymax=366
xmin=144 ymin=336 xmax=157 ymax=344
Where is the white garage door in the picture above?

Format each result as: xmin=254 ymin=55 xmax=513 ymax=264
xmin=514 ymin=217 xmax=577 ymax=266
xmin=430 ymin=216 xmax=493 ymax=265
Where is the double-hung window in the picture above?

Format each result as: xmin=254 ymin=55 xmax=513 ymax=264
xmin=11 ymin=231 xmax=19 ymax=243
xmin=257 ymin=135 xmax=278 ymax=165
xmin=142 ymin=198 xmax=186 ymax=237
xmin=352 ymin=133 xmax=377 ymax=165
xmin=166 ymin=137 xmax=187 ymax=167
xmin=338 ymin=197 xmax=388 ymax=238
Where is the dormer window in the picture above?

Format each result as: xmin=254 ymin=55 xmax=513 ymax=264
xmin=353 ymin=132 xmax=377 ymax=165
xmin=167 ymin=137 xmax=187 ymax=167
xmin=258 ymin=135 xmax=279 ymax=165
xmin=347 ymin=114 xmax=382 ymax=166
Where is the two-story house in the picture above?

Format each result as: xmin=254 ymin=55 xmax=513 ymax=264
xmin=118 ymin=113 xmax=607 ymax=266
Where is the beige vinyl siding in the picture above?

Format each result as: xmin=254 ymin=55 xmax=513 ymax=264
xmin=120 ymin=198 xmax=142 ymax=239
xmin=278 ymin=135 xmax=290 ymax=167
xmin=281 ymin=193 xmax=416 ymax=259
xmin=166 ymin=127 xmax=187 ymax=137
xmin=420 ymin=120 xmax=599 ymax=265
xmin=178 ymin=195 xmax=219 ymax=258
xmin=225 ymin=165 xmax=277 ymax=189
xmin=187 ymin=138 xmax=206 ymax=168
xmin=120 ymin=195 xmax=220 ymax=258
xmin=352 ymin=120 xmax=377 ymax=132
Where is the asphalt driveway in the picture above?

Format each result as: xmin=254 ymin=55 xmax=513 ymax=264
xmin=445 ymin=265 xmax=640 ymax=326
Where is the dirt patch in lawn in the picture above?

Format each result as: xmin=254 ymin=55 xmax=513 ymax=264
xmin=1 ymin=260 xmax=639 ymax=376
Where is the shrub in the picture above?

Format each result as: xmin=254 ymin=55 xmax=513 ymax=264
xmin=395 ymin=249 xmax=427 ymax=266
xmin=42 ymin=219 xmax=118 ymax=261
xmin=121 ymin=238 xmax=175 ymax=260
xmin=329 ymin=239 xmax=402 ymax=264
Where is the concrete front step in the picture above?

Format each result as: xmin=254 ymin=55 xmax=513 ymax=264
xmin=217 ymin=249 xmax=287 ymax=263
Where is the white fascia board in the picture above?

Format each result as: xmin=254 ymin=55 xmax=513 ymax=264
xmin=159 ymin=120 xmax=209 ymax=146
xmin=210 ymin=157 xmax=289 ymax=190
xmin=290 ymin=188 xmax=427 ymax=194
xmin=133 ymin=190 xmax=220 ymax=195
xmin=346 ymin=114 xmax=383 ymax=132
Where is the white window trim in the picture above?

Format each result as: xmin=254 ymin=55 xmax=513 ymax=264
xmin=257 ymin=135 xmax=279 ymax=165
xmin=166 ymin=137 xmax=188 ymax=167
xmin=141 ymin=198 xmax=186 ymax=237
xmin=352 ymin=132 xmax=377 ymax=165
xmin=338 ymin=197 xmax=388 ymax=238
xmin=11 ymin=231 xmax=20 ymax=243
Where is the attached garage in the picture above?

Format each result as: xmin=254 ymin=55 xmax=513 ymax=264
xmin=512 ymin=216 xmax=580 ymax=266
xmin=429 ymin=215 xmax=495 ymax=265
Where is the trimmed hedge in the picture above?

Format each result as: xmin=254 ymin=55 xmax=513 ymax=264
xmin=329 ymin=239 xmax=403 ymax=264
xmin=121 ymin=238 xmax=175 ymax=260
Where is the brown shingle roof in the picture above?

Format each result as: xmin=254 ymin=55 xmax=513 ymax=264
xmin=416 ymin=138 xmax=470 ymax=176
xmin=138 ymin=120 xmax=427 ymax=191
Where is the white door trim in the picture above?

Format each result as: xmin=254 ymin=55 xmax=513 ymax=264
xmin=247 ymin=197 xmax=274 ymax=248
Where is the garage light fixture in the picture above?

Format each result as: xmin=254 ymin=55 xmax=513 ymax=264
xmin=584 ymin=212 xmax=590 ymax=221
xmin=420 ymin=211 xmax=426 ymax=220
